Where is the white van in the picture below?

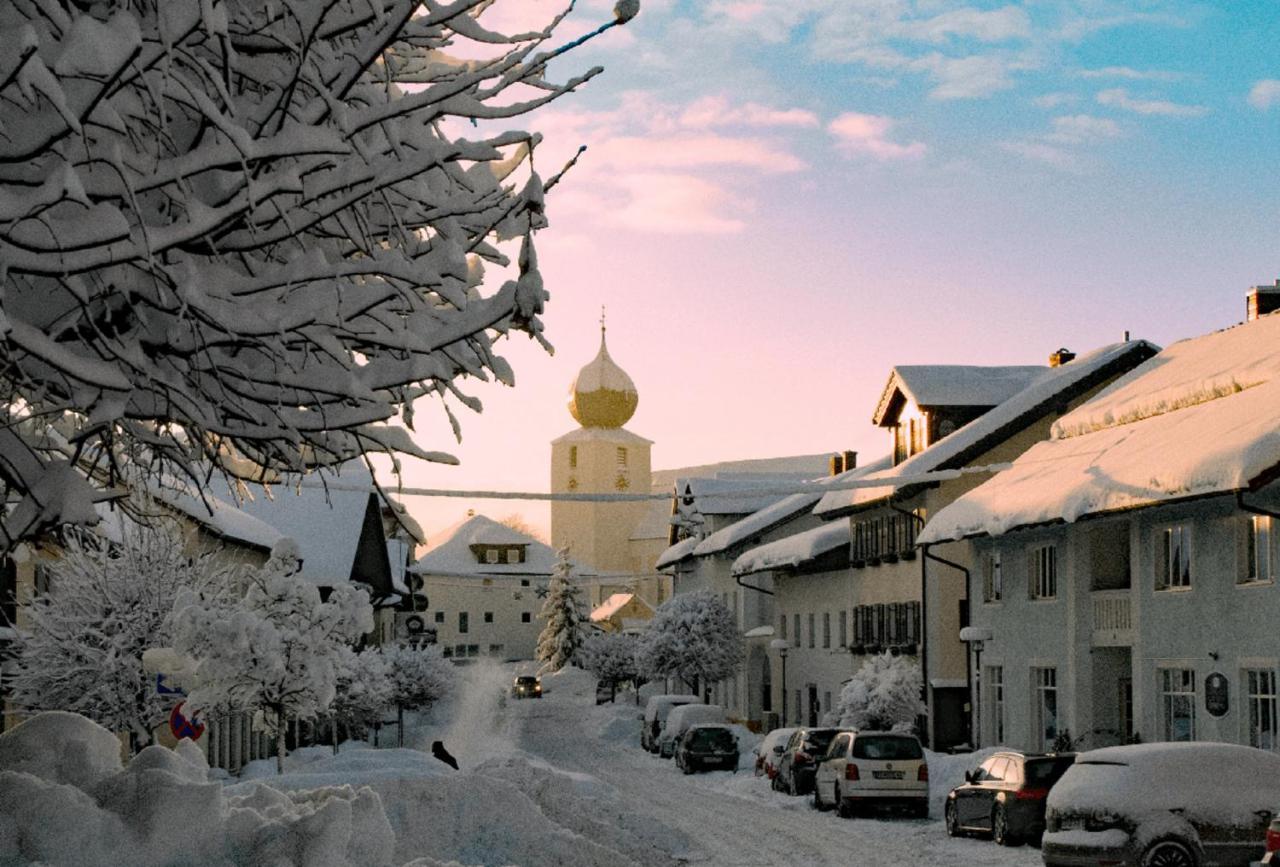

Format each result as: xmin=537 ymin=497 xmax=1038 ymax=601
xmin=659 ymin=704 xmax=726 ymax=758
xmin=812 ymin=731 xmax=929 ymax=818
xmin=641 ymin=694 xmax=699 ymax=753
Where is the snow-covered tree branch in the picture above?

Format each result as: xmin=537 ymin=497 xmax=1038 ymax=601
xmin=536 ymin=547 xmax=586 ymax=672
xmin=0 ymin=0 xmax=638 ymax=548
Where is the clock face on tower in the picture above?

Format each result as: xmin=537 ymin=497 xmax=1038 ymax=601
xmin=615 ymin=475 xmax=630 ymax=491
xmin=567 ymin=477 xmax=578 ymax=490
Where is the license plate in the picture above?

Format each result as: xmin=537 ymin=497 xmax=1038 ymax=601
xmin=872 ymin=770 xmax=904 ymax=780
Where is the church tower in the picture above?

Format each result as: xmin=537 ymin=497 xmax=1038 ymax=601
xmin=550 ymin=318 xmax=653 ymax=592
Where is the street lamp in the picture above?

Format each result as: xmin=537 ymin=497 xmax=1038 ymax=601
xmin=770 ymin=638 xmax=789 ymax=726
xmin=959 ymin=626 xmax=993 ymax=748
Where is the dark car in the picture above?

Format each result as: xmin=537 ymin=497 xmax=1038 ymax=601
xmin=511 ymin=675 xmax=542 ymax=699
xmin=771 ymin=727 xmax=847 ymax=796
xmin=675 ymin=724 xmax=740 ymax=775
xmin=945 ymin=750 xmax=1075 ymax=846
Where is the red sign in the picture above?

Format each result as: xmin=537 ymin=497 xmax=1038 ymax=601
xmin=169 ymin=701 xmax=206 ymax=741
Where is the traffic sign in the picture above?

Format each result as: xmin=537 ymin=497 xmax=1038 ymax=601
xmin=169 ymin=701 xmax=205 ymax=741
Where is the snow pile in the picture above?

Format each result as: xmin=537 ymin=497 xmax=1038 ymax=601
xmin=0 ymin=712 xmax=395 ymax=867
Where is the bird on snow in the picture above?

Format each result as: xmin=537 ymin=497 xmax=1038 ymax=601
xmin=431 ymin=740 xmax=458 ymax=770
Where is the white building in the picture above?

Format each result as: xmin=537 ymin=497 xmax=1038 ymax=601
xmin=921 ymin=296 xmax=1280 ymax=754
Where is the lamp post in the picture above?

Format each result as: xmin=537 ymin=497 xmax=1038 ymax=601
xmin=959 ymin=627 xmax=993 ymax=748
xmin=770 ymin=638 xmax=789 ymax=726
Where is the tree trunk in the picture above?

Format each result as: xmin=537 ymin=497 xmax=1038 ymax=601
xmin=275 ymin=709 xmax=286 ymax=775
xmin=397 ymin=706 xmax=404 ymax=748
xmin=332 ymin=716 xmax=339 ymax=756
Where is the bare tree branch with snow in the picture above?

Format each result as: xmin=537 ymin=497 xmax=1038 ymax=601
xmin=0 ymin=0 xmax=637 ymax=548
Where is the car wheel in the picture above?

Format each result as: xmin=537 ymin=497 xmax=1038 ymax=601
xmin=813 ymin=783 xmax=830 ymax=812
xmin=771 ymin=772 xmax=782 ymax=792
xmin=1140 ymin=839 xmax=1198 ymax=867
xmin=681 ymin=756 xmax=694 ymax=776
xmin=992 ymin=804 xmax=1018 ymax=846
xmin=835 ymin=785 xmax=851 ymax=819
xmin=944 ymin=801 xmax=962 ymax=838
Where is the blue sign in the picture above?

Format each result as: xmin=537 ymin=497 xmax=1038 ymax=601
xmin=156 ymin=673 xmax=186 ymax=696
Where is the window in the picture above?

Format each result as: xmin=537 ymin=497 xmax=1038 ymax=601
xmin=506 ymin=548 xmax=519 ymax=564
xmin=807 ymin=613 xmax=815 ymax=649
xmin=485 ymin=548 xmax=499 ymax=565
xmin=488 ymin=644 xmax=504 ymax=656
xmin=569 ymin=445 xmax=577 ymax=468
xmin=1246 ymin=669 xmax=1277 ymax=750
xmin=1242 ymin=516 xmax=1274 ymax=584
xmin=838 ymin=611 xmax=848 ymax=648
xmin=1032 ymin=667 xmax=1058 ymax=750
xmin=987 ymin=665 xmax=1005 ymax=745
xmin=822 ymin=612 xmax=831 ymax=649
xmin=983 ymin=551 xmax=1003 ymax=602
xmin=434 ymin=611 xmax=445 ymax=624
xmin=1156 ymin=524 xmax=1192 ymax=589
xmin=1160 ymin=668 xmax=1196 ymax=741
xmin=793 ymin=613 xmax=801 ymax=648
xmin=521 ymin=612 xmax=531 ymax=623
xmin=779 ymin=613 xmax=787 ymax=640
xmin=794 ymin=690 xmax=801 ymax=724
xmin=521 ymin=579 xmax=530 ymax=587
xmin=458 ymin=612 xmax=469 ymax=634
xmin=616 ymin=447 xmax=628 ymax=467
xmin=1029 ymin=545 xmax=1056 ymax=599
xmin=483 ymin=611 xmax=494 ymax=623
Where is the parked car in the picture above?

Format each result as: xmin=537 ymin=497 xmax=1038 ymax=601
xmin=772 ymin=727 xmax=846 ymax=796
xmin=754 ymin=727 xmax=798 ymax=778
xmin=640 ymin=694 xmax=699 ymax=753
xmin=813 ymin=730 xmax=929 ymax=818
xmin=1042 ymin=742 xmax=1280 ymax=867
xmin=944 ymin=750 xmax=1075 ymax=845
xmin=1262 ymin=809 xmax=1280 ymax=864
xmin=675 ymin=724 xmax=740 ymax=774
xmin=511 ymin=675 xmax=542 ymax=699
xmin=659 ymin=704 xmax=727 ymax=758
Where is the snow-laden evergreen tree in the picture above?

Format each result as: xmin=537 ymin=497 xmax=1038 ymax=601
xmin=172 ymin=539 xmax=373 ymax=773
xmin=535 ymin=547 xmax=586 ymax=672
xmin=637 ymin=590 xmax=742 ymax=695
xmin=834 ymin=652 xmax=926 ymax=733
xmin=580 ymin=631 xmax=643 ymax=701
xmin=2 ymin=521 xmax=239 ymax=751
xmin=330 ymin=647 xmax=395 ymax=749
xmin=384 ymin=642 xmax=456 ymax=712
xmin=0 ymin=0 xmax=639 ymax=550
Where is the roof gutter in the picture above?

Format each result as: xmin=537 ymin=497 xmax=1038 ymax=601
xmin=1237 ymin=490 xmax=1280 ymax=521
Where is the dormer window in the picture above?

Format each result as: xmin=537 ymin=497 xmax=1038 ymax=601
xmin=506 ymin=549 xmax=519 ymax=564
xmin=485 ymin=549 xmax=499 ymax=565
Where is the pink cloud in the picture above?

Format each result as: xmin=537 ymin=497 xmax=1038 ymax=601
xmin=680 ymin=95 xmax=820 ymax=129
xmin=828 ymin=112 xmax=927 ymax=160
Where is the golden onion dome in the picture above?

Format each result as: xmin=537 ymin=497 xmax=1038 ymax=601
xmin=567 ymin=326 xmax=638 ymax=428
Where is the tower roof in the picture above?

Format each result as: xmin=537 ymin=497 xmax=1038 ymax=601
xmin=567 ymin=319 xmax=638 ymax=428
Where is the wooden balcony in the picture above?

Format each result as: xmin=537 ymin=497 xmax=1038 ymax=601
xmin=1091 ymin=589 xmax=1133 ymax=646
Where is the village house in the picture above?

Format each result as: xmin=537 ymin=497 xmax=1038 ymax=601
xmin=590 ymin=592 xmax=655 ymax=633
xmin=919 ymin=289 xmax=1280 ymax=756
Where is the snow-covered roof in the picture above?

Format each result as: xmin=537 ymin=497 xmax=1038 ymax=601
xmin=655 ymin=536 xmax=700 ymax=570
xmin=732 ymin=521 xmax=851 ymax=577
xmin=155 ymin=487 xmax=284 ymax=553
xmin=743 ymin=625 xmax=775 ymax=638
xmin=650 ymin=453 xmax=833 ymax=490
xmin=872 ymin=364 xmax=1046 ymax=425
xmin=817 ymin=341 xmax=1160 ymax=517
xmin=920 ymin=315 xmax=1280 ymax=543
xmin=409 ymin=513 xmax=588 ymax=578
xmin=672 ymin=475 xmax=800 ymax=517
xmin=695 ymin=455 xmax=893 ymax=557
xmin=590 ymin=592 xmax=652 ymax=622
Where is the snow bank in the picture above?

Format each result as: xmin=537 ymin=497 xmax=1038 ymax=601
xmin=0 ymin=710 xmax=123 ymax=789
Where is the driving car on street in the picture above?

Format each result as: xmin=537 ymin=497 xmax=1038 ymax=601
xmin=511 ymin=675 xmax=542 ymax=699
xmin=813 ymin=730 xmax=928 ymax=818
xmin=944 ymin=750 xmax=1075 ymax=846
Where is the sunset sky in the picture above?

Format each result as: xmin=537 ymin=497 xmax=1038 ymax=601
xmin=396 ymin=0 xmax=1280 ymax=542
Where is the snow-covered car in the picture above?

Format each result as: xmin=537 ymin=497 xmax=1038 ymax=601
xmin=813 ymin=731 xmax=928 ymax=818
xmin=659 ymin=704 xmax=726 ymax=758
xmin=944 ymin=750 xmax=1075 ymax=845
xmin=511 ymin=675 xmax=542 ymax=699
xmin=641 ymin=694 xmax=700 ymax=753
xmin=772 ymin=727 xmax=847 ymax=796
xmin=675 ymin=724 xmax=740 ymax=775
xmin=754 ymin=727 xmax=798 ymax=778
xmin=1042 ymin=742 xmax=1280 ymax=867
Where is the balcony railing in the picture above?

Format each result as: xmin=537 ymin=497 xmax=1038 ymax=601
xmin=1091 ymin=589 xmax=1133 ymax=646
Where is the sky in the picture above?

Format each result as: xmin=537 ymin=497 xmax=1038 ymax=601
xmin=391 ymin=0 xmax=1280 ymax=544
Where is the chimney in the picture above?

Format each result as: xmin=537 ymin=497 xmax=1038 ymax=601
xmin=1049 ymin=348 xmax=1076 ymax=368
xmin=842 ymin=450 xmax=857 ymax=472
xmin=1247 ymin=280 xmax=1280 ymax=322
xmin=829 ymin=454 xmax=843 ymax=476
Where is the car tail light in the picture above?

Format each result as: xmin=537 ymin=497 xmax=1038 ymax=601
xmin=845 ymin=764 xmax=860 ymax=781
xmin=917 ymin=765 xmax=929 ymax=782
xmin=1266 ymin=822 xmax=1280 ymax=853
xmin=1015 ymin=787 xmax=1049 ymax=801
xmin=795 ymin=751 xmax=811 ymax=764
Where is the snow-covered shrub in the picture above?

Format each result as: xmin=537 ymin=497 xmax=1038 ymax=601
xmin=636 ymin=591 xmax=742 ymax=694
xmin=3 ymin=523 xmax=240 ymax=749
xmin=0 ymin=0 xmax=638 ymax=549
xmin=384 ymin=643 xmax=456 ymax=712
xmin=172 ymin=540 xmax=374 ymax=773
xmin=536 ymin=548 xmax=587 ymax=672
xmin=330 ymin=647 xmax=396 ymax=745
xmin=834 ymin=652 xmax=925 ymax=732
xmin=580 ymin=632 xmax=643 ymax=698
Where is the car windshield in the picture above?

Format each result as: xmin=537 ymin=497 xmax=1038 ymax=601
xmin=851 ymin=735 xmax=922 ymax=760
xmin=691 ymin=729 xmax=735 ymax=750
xmin=515 ymin=677 xmax=538 ymax=685
xmin=802 ymin=730 xmax=839 ymax=753
xmin=1025 ymin=757 xmax=1075 ymax=786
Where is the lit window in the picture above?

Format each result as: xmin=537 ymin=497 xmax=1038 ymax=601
xmin=1242 ymin=516 xmax=1274 ymax=584
xmin=1160 ymin=668 xmax=1196 ymax=741
xmin=1156 ymin=525 xmax=1192 ymax=589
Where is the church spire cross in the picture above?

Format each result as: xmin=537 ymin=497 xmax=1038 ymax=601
xmin=599 ymin=305 xmax=607 ymax=340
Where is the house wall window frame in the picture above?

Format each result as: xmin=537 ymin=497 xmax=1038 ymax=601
xmin=521 ymin=611 xmax=531 ymax=623
xmin=1244 ymin=667 xmax=1278 ymax=751
xmin=807 ymin=613 xmax=816 ymax=649
xmin=983 ymin=551 xmax=1003 ymax=603
xmin=1032 ymin=666 xmax=1058 ymax=751
xmin=1159 ymin=667 xmax=1197 ymax=741
xmin=483 ymin=611 xmax=494 ymax=624
xmin=837 ymin=610 xmax=848 ymax=648
xmin=1155 ymin=524 xmax=1192 ymax=590
xmin=793 ymin=613 xmax=801 ymax=648
xmin=822 ymin=612 xmax=831 ymax=649
xmin=986 ymin=665 xmax=1005 ymax=745
xmin=458 ymin=611 xmax=469 ymax=634
xmin=1241 ymin=515 xmax=1275 ymax=585
xmin=1029 ymin=544 xmax=1057 ymax=600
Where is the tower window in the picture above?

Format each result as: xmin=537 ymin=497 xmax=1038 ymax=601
xmin=569 ymin=446 xmax=577 ymax=468
xmin=616 ymin=447 xmax=628 ymax=467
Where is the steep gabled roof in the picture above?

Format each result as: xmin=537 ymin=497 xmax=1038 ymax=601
xmin=409 ymin=513 xmax=591 ymax=578
xmin=818 ymin=341 xmax=1160 ymax=519
xmin=920 ymin=316 xmax=1280 ymax=543
xmin=872 ymin=364 xmax=1046 ymax=427
xmin=591 ymin=592 xmax=653 ymax=622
